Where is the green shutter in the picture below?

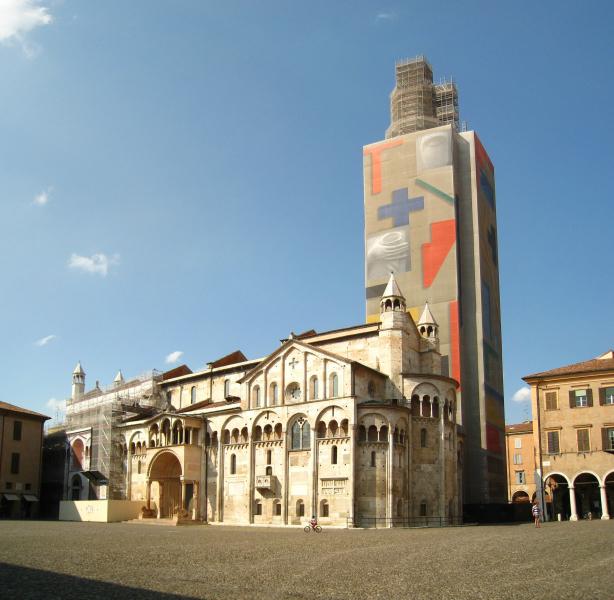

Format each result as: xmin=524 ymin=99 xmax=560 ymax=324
xmin=569 ymin=390 xmax=575 ymax=409
xmin=587 ymin=388 xmax=593 ymax=407
xmin=602 ymin=428 xmax=609 ymax=451
xmin=599 ymin=388 xmax=606 ymax=406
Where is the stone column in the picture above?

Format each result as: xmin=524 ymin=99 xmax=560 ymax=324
xmin=387 ymin=425 xmax=394 ymax=527
xmin=146 ymin=479 xmax=151 ymax=510
xmin=600 ymin=485 xmax=610 ymax=519
xmin=180 ymin=479 xmax=186 ymax=511
xmin=282 ymin=427 xmax=289 ymax=524
xmin=349 ymin=418 xmax=356 ymax=527
xmin=158 ymin=481 xmax=164 ymax=519
xmin=569 ymin=486 xmax=578 ymax=521
xmin=193 ymin=481 xmax=200 ymax=520
xmin=310 ymin=425 xmax=317 ymax=520
xmin=216 ymin=436 xmax=224 ymax=522
xmin=439 ymin=399 xmax=445 ymax=521
xmin=248 ymin=435 xmax=255 ymax=524
xmin=127 ymin=443 xmax=133 ymax=501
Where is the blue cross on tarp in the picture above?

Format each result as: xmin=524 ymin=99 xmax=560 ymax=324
xmin=378 ymin=188 xmax=424 ymax=227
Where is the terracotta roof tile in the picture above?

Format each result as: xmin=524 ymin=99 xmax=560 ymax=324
xmin=523 ymin=356 xmax=614 ymax=380
xmin=505 ymin=422 xmax=532 ymax=434
xmin=0 ymin=401 xmax=49 ymax=420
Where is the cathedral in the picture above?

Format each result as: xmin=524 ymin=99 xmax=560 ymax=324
xmin=62 ymin=274 xmax=462 ymax=526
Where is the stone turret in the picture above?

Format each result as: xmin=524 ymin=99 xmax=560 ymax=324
xmin=417 ymin=302 xmax=439 ymax=351
xmin=379 ymin=273 xmax=409 ymax=331
xmin=72 ymin=361 xmax=85 ymax=401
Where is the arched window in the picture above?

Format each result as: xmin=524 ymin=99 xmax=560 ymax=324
xmin=223 ymin=430 xmax=230 ymax=444
xmin=370 ymin=451 xmax=376 ymax=467
xmin=71 ymin=439 xmax=84 ymax=470
xmin=379 ymin=425 xmax=388 ymax=442
xmin=263 ymin=424 xmax=273 ymax=440
xmin=331 ymin=445 xmax=338 ymax=465
xmin=270 ymin=382 xmax=278 ymax=406
xmin=328 ymin=420 xmax=338 ymax=438
xmin=291 ymin=420 xmax=311 ymax=450
xmin=230 ymin=454 xmax=236 ymax=474
xmin=368 ymin=425 xmax=378 ymax=441
xmin=254 ymin=426 xmax=262 ymax=441
xmin=309 ymin=376 xmax=319 ymax=400
xmin=320 ymin=499 xmax=329 ymax=518
xmin=224 ymin=379 xmax=230 ymax=398
xmin=265 ymin=465 xmax=272 ymax=476
xmin=296 ymin=499 xmax=305 ymax=517
xmin=70 ymin=475 xmax=82 ymax=500
xmin=137 ymin=460 xmax=142 ymax=475
xmin=420 ymin=428 xmax=427 ymax=448
xmin=190 ymin=386 xmax=196 ymax=404
xmin=253 ymin=386 xmax=261 ymax=408
xmin=254 ymin=501 xmax=262 ymax=516
xmin=341 ymin=419 xmax=349 ymax=437
xmin=231 ymin=428 xmax=239 ymax=443
xmin=329 ymin=373 xmax=339 ymax=397
xmin=274 ymin=423 xmax=283 ymax=440
xmin=240 ymin=427 xmax=248 ymax=443
xmin=317 ymin=422 xmax=327 ymax=439
xmin=266 ymin=449 xmax=272 ymax=464
xmin=358 ymin=425 xmax=366 ymax=442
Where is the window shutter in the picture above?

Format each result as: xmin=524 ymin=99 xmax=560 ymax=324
xmin=587 ymin=388 xmax=593 ymax=407
xmin=602 ymin=428 xmax=609 ymax=451
xmin=599 ymin=388 xmax=606 ymax=406
xmin=569 ymin=390 xmax=575 ymax=408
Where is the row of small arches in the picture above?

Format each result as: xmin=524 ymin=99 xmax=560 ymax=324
xmin=147 ymin=419 xmax=198 ymax=448
xmin=250 ymin=373 xmax=340 ymax=408
xmin=357 ymin=425 xmax=407 ymax=444
xmin=409 ymin=395 xmax=455 ymax=421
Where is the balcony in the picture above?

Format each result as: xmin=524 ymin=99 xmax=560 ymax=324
xmin=255 ymin=475 xmax=273 ymax=490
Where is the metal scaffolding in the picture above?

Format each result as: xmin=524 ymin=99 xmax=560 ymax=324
xmin=385 ymin=56 xmax=459 ymax=138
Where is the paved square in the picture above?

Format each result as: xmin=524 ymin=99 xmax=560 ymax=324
xmin=0 ymin=520 xmax=612 ymax=599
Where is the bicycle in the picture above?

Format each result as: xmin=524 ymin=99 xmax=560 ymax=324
xmin=304 ymin=523 xmax=322 ymax=533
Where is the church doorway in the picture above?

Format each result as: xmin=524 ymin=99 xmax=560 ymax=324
xmin=148 ymin=451 xmax=182 ymax=518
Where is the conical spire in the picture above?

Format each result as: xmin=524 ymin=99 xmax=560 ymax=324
xmin=114 ymin=370 xmax=125 ymax=386
xmin=382 ymin=272 xmax=404 ymax=299
xmin=417 ymin=302 xmax=437 ymax=327
xmin=73 ymin=361 xmax=85 ymax=375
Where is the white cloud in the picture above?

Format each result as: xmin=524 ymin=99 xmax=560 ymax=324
xmin=0 ymin=0 xmax=53 ymax=55
xmin=68 ymin=252 xmax=120 ymax=277
xmin=46 ymin=397 xmax=66 ymax=415
xmin=35 ymin=333 xmax=56 ymax=346
xmin=165 ymin=351 xmax=183 ymax=364
xmin=512 ymin=386 xmax=531 ymax=403
xmin=375 ymin=12 xmax=395 ymax=22
xmin=33 ymin=187 xmax=51 ymax=206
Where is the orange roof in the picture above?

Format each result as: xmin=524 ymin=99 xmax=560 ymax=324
xmin=0 ymin=401 xmax=49 ymax=420
xmin=523 ymin=355 xmax=614 ymax=380
xmin=505 ymin=421 xmax=532 ymax=434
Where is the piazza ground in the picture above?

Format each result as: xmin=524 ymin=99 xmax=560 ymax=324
xmin=0 ymin=521 xmax=612 ymax=600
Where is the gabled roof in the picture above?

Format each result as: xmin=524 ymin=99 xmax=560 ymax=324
xmin=0 ymin=401 xmax=49 ymax=420
xmin=162 ymin=365 xmax=193 ymax=380
xmin=523 ymin=352 xmax=614 ymax=380
xmin=238 ymin=338 xmax=354 ymax=384
xmin=505 ymin=422 xmax=533 ymax=434
xmin=382 ymin=273 xmax=404 ymax=298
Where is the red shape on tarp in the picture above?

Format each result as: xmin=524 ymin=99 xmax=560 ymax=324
xmin=421 ymin=219 xmax=456 ymax=288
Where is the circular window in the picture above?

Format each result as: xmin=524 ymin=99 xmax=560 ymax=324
xmin=285 ymin=383 xmax=301 ymax=402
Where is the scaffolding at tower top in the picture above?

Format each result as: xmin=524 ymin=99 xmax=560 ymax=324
xmin=385 ymin=56 xmax=459 ymax=138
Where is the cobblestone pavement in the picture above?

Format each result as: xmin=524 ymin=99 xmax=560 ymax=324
xmin=0 ymin=520 xmax=612 ymax=600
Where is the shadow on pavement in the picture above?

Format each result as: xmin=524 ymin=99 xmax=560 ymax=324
xmin=0 ymin=562 xmax=199 ymax=600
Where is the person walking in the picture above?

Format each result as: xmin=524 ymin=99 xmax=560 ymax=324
xmin=532 ymin=500 xmax=541 ymax=528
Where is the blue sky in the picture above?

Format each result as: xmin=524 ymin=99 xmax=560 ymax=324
xmin=1 ymin=0 xmax=613 ymax=426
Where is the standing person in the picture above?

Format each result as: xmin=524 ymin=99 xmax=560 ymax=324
xmin=532 ymin=500 xmax=541 ymax=528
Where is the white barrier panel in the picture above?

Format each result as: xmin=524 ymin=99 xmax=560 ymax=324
xmin=59 ymin=500 xmax=146 ymax=522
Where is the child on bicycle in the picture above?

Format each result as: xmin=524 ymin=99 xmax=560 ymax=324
xmin=310 ymin=515 xmax=318 ymax=529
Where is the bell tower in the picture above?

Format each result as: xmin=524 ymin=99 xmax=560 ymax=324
xmin=72 ymin=361 xmax=85 ymax=402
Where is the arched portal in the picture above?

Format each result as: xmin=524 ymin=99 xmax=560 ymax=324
xmin=545 ymin=474 xmax=570 ymax=520
xmin=604 ymin=472 xmax=614 ymax=517
xmin=512 ymin=491 xmax=530 ymax=503
xmin=574 ymin=473 xmax=601 ymax=519
xmin=148 ymin=451 xmax=182 ymax=518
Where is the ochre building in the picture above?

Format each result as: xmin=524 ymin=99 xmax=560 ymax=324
xmin=504 ymin=422 xmax=536 ymax=504
xmin=523 ymin=350 xmax=614 ymax=520
xmin=0 ymin=401 xmax=49 ymax=518
xmin=117 ymin=277 xmax=462 ymax=526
